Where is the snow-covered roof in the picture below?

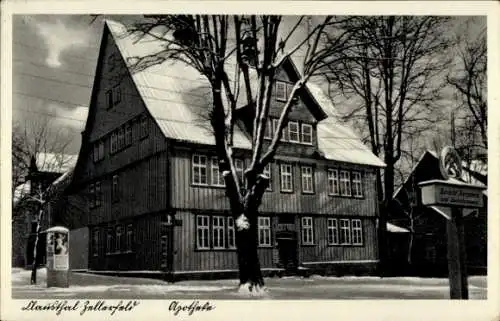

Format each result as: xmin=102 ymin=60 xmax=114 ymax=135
xmin=387 ymin=222 xmax=409 ymax=233
xmin=35 ymin=152 xmax=78 ymax=174
xmin=13 ymin=181 xmax=31 ymax=205
xmin=106 ymin=20 xmax=385 ymax=167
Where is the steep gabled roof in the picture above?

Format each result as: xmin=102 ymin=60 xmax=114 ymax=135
xmin=106 ymin=20 xmax=385 ymax=167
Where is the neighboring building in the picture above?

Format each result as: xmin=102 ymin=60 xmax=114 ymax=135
xmin=12 ymin=153 xmax=77 ymax=268
xmin=389 ymin=150 xmax=487 ymax=276
xmin=68 ymin=20 xmax=385 ymax=280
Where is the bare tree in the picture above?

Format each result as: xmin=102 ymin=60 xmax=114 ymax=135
xmin=12 ymin=116 xmax=75 ymax=284
xmin=447 ymin=17 xmax=487 ymax=150
xmin=120 ymin=15 xmax=370 ymax=293
xmin=324 ymin=16 xmax=453 ymax=274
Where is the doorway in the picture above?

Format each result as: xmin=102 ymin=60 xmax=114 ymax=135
xmin=276 ymin=231 xmax=298 ymax=274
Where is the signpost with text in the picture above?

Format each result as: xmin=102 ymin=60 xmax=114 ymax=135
xmin=418 ymin=147 xmax=486 ymax=300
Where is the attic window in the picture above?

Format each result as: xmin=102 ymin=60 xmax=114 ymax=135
xmin=275 ymin=81 xmax=287 ymax=102
xmin=108 ymin=54 xmax=116 ymax=71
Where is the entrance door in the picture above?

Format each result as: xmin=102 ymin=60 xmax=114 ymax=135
xmin=276 ymin=231 xmax=298 ymax=274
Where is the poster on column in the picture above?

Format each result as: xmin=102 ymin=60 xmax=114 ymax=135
xmin=53 ymin=232 xmax=69 ymax=270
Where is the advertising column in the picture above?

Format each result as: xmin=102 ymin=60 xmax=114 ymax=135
xmin=46 ymin=226 xmax=70 ymax=287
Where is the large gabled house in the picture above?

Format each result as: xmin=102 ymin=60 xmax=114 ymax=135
xmin=67 ymin=20 xmax=385 ymax=280
xmin=388 ymin=150 xmax=487 ymax=276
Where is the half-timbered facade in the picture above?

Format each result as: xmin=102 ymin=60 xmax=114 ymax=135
xmin=69 ymin=20 xmax=385 ymax=279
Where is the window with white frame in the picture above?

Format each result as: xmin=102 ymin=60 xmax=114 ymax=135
xmin=264 ymin=118 xmax=272 ymax=140
xmin=115 ymin=225 xmax=123 ymax=253
xmin=301 ymin=123 xmax=313 ymax=145
xmin=263 ymin=163 xmax=272 ymax=191
xmin=227 ymin=217 xmax=236 ymax=249
xmin=192 ymin=154 xmax=208 ymax=185
xmin=340 ymin=170 xmax=352 ymax=196
xmin=126 ymin=224 xmax=133 ymax=252
xmin=258 ymin=217 xmax=271 ymax=246
xmin=280 ymin=164 xmax=293 ymax=192
xmin=352 ymin=171 xmax=363 ymax=197
xmin=92 ymin=228 xmax=99 ymax=256
xmin=117 ymin=128 xmax=124 ymax=150
xmin=328 ymin=169 xmax=339 ymax=195
xmin=301 ymin=166 xmax=314 ymax=193
xmin=351 ymin=219 xmax=363 ymax=245
xmin=288 ymin=121 xmax=299 ymax=142
xmin=339 ymin=219 xmax=351 ymax=245
xmin=106 ymin=228 xmax=113 ymax=254
xmin=196 ymin=215 xmax=210 ymax=249
xmin=93 ymin=141 xmax=104 ymax=162
xmin=212 ymin=216 xmax=226 ymax=249
xmin=234 ymin=158 xmax=245 ymax=183
xmin=327 ymin=218 xmax=339 ymax=245
xmin=301 ymin=217 xmax=314 ymax=245
xmin=211 ymin=157 xmax=225 ymax=187
xmin=275 ymin=81 xmax=287 ymax=101
xmin=272 ymin=118 xmax=288 ymax=141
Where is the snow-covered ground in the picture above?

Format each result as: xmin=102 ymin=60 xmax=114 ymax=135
xmin=11 ymin=268 xmax=487 ymax=300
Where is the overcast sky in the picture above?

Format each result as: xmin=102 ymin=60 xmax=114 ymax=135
xmin=12 ymin=15 xmax=485 ymax=156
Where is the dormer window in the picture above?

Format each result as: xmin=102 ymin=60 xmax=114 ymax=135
xmin=288 ymin=121 xmax=299 ymax=143
xmin=301 ymin=123 xmax=313 ymax=145
xmin=275 ymin=81 xmax=287 ymax=102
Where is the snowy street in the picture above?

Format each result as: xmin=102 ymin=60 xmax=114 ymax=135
xmin=11 ymin=268 xmax=487 ymax=300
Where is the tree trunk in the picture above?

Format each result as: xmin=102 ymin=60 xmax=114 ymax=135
xmin=235 ymin=217 xmax=264 ymax=289
xmin=30 ymin=208 xmax=44 ymax=285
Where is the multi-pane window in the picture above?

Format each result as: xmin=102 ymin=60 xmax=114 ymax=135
xmin=340 ymin=170 xmax=352 ymax=196
xmin=89 ymin=184 xmax=95 ymax=208
xmin=258 ymin=217 xmax=271 ymax=246
xmin=272 ymin=118 xmax=289 ymax=141
xmin=280 ymin=164 xmax=293 ymax=192
xmin=112 ymin=174 xmax=119 ymax=202
xmin=95 ymin=181 xmax=102 ymax=207
xmin=339 ymin=219 xmax=351 ymax=245
xmin=93 ymin=140 xmax=104 ymax=162
xmin=301 ymin=166 xmax=314 ymax=193
xmin=263 ymin=163 xmax=272 ymax=191
xmin=196 ymin=215 xmax=210 ymax=249
xmin=301 ymin=123 xmax=313 ymax=145
xmin=115 ymin=225 xmax=123 ymax=253
xmin=212 ymin=216 xmax=226 ymax=249
xmin=106 ymin=228 xmax=113 ymax=254
xmin=328 ymin=169 xmax=340 ymax=195
xmin=352 ymin=171 xmax=363 ymax=197
xmin=227 ymin=217 xmax=236 ymax=249
xmin=192 ymin=154 xmax=208 ymax=185
xmin=234 ymin=158 xmax=245 ymax=183
xmin=139 ymin=116 xmax=149 ymax=139
xmin=327 ymin=219 xmax=339 ymax=245
xmin=126 ymin=224 xmax=134 ymax=252
xmin=275 ymin=81 xmax=287 ymax=101
xmin=125 ymin=124 xmax=132 ymax=146
xmin=110 ymin=132 xmax=117 ymax=154
xmin=211 ymin=157 xmax=225 ymax=187
xmin=106 ymin=90 xmax=113 ymax=109
xmin=301 ymin=217 xmax=314 ymax=245
xmin=92 ymin=228 xmax=99 ymax=256
xmin=113 ymin=84 xmax=121 ymax=105
xmin=117 ymin=128 xmax=124 ymax=150
xmin=288 ymin=121 xmax=299 ymax=142
xmin=352 ymin=219 xmax=363 ymax=245
xmin=264 ymin=118 xmax=272 ymax=139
